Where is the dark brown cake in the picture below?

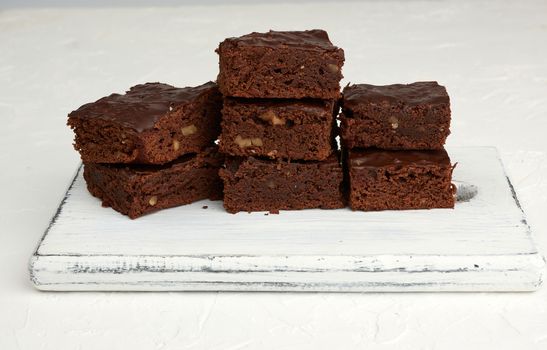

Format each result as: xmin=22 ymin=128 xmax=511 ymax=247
xmin=217 ymin=30 xmax=344 ymax=99
xmin=219 ymin=155 xmax=345 ymax=213
xmin=68 ymin=82 xmax=222 ymax=165
xmin=219 ymin=97 xmax=337 ymax=160
xmin=83 ymin=147 xmax=223 ymax=219
xmin=346 ymin=148 xmax=455 ymax=211
xmin=340 ymin=82 xmax=451 ymax=150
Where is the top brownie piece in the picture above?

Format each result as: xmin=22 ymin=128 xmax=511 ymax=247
xmin=340 ymin=82 xmax=451 ymax=150
xmin=217 ymin=29 xmax=344 ymax=99
xmin=68 ymin=82 xmax=222 ymax=165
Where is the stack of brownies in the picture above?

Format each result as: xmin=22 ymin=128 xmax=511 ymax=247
xmin=67 ymin=82 xmax=225 ymax=218
xmin=339 ymin=82 xmax=456 ymax=210
xmin=215 ymin=30 xmax=346 ymax=213
xmin=67 ymin=29 xmax=456 ymax=219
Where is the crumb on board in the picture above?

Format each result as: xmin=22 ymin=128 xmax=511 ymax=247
xmin=202 ymin=205 xmax=208 ymax=209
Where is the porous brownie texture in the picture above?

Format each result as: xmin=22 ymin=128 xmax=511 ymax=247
xmin=217 ymin=29 xmax=344 ymax=99
xmin=68 ymin=82 xmax=222 ymax=165
xmin=83 ymin=147 xmax=223 ymax=219
xmin=219 ymin=97 xmax=337 ymax=160
xmin=340 ymin=82 xmax=451 ymax=150
xmin=346 ymin=148 xmax=455 ymax=211
xmin=219 ymin=155 xmax=345 ymax=214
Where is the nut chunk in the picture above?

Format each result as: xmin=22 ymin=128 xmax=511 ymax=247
xmin=68 ymin=82 xmax=222 ymax=165
xmin=340 ymin=82 xmax=451 ymax=150
xmin=219 ymin=98 xmax=337 ymax=161
xmin=346 ymin=148 xmax=455 ymax=211
xmin=219 ymin=155 xmax=345 ymax=214
xmin=217 ymin=29 xmax=344 ymax=99
xmin=83 ymin=147 xmax=224 ymax=219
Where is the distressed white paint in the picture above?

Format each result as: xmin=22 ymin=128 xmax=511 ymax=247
xmin=29 ymin=147 xmax=544 ymax=291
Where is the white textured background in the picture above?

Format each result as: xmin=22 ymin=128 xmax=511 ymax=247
xmin=1 ymin=0 xmax=547 ymax=349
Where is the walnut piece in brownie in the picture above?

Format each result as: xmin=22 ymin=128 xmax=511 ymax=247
xmin=217 ymin=29 xmax=344 ymax=99
xmin=83 ymin=147 xmax=223 ymax=219
xmin=346 ymin=148 xmax=455 ymax=211
xmin=219 ymin=97 xmax=337 ymax=160
xmin=340 ymin=82 xmax=451 ymax=150
xmin=68 ymin=82 xmax=221 ymax=165
xmin=219 ymin=155 xmax=345 ymax=214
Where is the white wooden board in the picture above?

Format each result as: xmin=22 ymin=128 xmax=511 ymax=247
xmin=29 ymin=147 xmax=544 ymax=292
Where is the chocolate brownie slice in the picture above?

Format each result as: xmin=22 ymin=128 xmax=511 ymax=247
xmin=340 ymin=82 xmax=451 ymax=150
xmin=217 ymin=29 xmax=344 ymax=99
xmin=346 ymin=148 xmax=455 ymax=211
xmin=220 ymin=155 xmax=345 ymax=213
xmin=219 ymin=155 xmax=345 ymax=214
xmin=68 ymin=82 xmax=221 ymax=165
xmin=83 ymin=147 xmax=223 ymax=219
xmin=219 ymin=97 xmax=337 ymax=160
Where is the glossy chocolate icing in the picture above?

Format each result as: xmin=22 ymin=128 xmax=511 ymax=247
xmin=224 ymin=97 xmax=334 ymax=114
xmin=349 ymin=148 xmax=450 ymax=168
xmin=105 ymin=146 xmax=221 ymax=174
xmin=69 ymin=82 xmax=217 ymax=132
xmin=223 ymin=29 xmax=339 ymax=51
xmin=225 ymin=153 xmax=341 ymax=174
xmin=343 ymin=82 xmax=449 ymax=109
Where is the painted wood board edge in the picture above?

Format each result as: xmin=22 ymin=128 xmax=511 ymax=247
xmin=28 ymin=147 xmax=546 ymax=292
xmin=29 ymin=251 xmax=544 ymax=292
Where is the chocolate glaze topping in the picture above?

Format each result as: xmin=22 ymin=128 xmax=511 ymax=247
xmin=223 ymin=29 xmax=339 ymax=51
xmin=349 ymin=148 xmax=450 ymax=168
xmin=225 ymin=153 xmax=341 ymax=174
xmin=343 ymin=82 xmax=449 ymax=109
xmin=105 ymin=146 xmax=221 ymax=174
xmin=224 ymin=97 xmax=333 ymax=114
xmin=69 ymin=82 xmax=217 ymax=132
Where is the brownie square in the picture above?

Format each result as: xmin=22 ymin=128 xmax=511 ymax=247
xmin=83 ymin=147 xmax=223 ymax=219
xmin=219 ymin=97 xmax=337 ymax=161
xmin=68 ymin=82 xmax=221 ymax=165
xmin=346 ymin=148 xmax=455 ymax=211
xmin=217 ymin=29 xmax=344 ymax=99
xmin=340 ymin=82 xmax=451 ymax=150
xmin=219 ymin=155 xmax=345 ymax=213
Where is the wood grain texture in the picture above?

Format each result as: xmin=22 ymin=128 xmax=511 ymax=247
xmin=29 ymin=147 xmax=545 ymax=291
